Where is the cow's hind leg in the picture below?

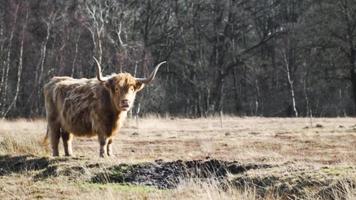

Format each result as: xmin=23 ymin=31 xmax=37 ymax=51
xmin=62 ymin=130 xmax=73 ymax=156
xmin=107 ymin=138 xmax=113 ymax=156
xmin=48 ymin=123 xmax=60 ymax=156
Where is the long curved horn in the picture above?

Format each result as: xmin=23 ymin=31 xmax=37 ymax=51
xmin=135 ymin=61 xmax=166 ymax=84
xmin=93 ymin=57 xmax=104 ymax=82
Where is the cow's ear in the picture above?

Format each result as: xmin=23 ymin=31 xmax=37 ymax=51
xmin=104 ymin=78 xmax=115 ymax=92
xmin=135 ymin=82 xmax=145 ymax=92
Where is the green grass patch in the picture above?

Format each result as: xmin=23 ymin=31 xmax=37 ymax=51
xmin=78 ymin=182 xmax=161 ymax=193
xmin=320 ymin=166 xmax=356 ymax=176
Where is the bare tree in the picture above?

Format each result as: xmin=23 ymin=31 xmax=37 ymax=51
xmin=3 ymin=4 xmax=29 ymax=118
xmin=0 ymin=3 xmax=19 ymax=115
xmin=83 ymin=0 xmax=110 ymax=65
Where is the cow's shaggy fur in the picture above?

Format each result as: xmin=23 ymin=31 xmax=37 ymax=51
xmin=44 ymin=73 xmax=144 ymax=157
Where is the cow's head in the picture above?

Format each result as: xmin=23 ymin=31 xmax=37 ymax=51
xmin=94 ymin=58 xmax=166 ymax=112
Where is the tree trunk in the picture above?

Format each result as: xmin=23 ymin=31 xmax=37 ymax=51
xmin=3 ymin=6 xmax=28 ymax=118
xmin=211 ymin=70 xmax=225 ymax=113
xmin=233 ymin=68 xmax=241 ymax=113
xmin=71 ymin=33 xmax=81 ymax=77
xmin=282 ymin=49 xmax=298 ymax=117
xmin=254 ymin=80 xmax=260 ymax=115
xmin=350 ymin=48 xmax=356 ymax=114
xmin=0 ymin=4 xmax=19 ymax=114
xmin=32 ymin=19 xmax=51 ymax=115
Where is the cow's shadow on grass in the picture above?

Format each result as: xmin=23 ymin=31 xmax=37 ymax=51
xmin=0 ymin=154 xmax=92 ymax=180
xmin=0 ymin=155 xmax=50 ymax=176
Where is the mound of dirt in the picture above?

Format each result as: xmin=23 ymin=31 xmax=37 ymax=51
xmin=1 ymin=155 xmax=355 ymax=199
xmin=93 ymin=159 xmax=272 ymax=188
xmin=232 ymin=164 xmax=356 ymax=199
xmin=0 ymin=155 xmax=272 ymax=189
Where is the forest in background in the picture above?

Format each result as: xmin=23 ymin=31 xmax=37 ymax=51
xmin=0 ymin=0 xmax=355 ymax=118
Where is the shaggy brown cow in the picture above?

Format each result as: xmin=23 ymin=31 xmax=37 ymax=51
xmin=44 ymin=58 xmax=166 ymax=157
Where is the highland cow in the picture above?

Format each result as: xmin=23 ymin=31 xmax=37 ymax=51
xmin=44 ymin=58 xmax=166 ymax=157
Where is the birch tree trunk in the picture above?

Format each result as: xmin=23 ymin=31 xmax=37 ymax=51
xmin=71 ymin=33 xmax=81 ymax=77
xmin=3 ymin=6 xmax=28 ymax=118
xmin=282 ymin=49 xmax=298 ymax=117
xmin=30 ymin=11 xmax=56 ymax=115
xmin=0 ymin=4 xmax=19 ymax=114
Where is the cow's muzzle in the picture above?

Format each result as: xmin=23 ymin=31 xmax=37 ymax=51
xmin=120 ymin=99 xmax=130 ymax=110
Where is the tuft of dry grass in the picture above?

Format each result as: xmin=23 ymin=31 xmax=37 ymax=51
xmin=0 ymin=135 xmax=48 ymax=155
xmin=166 ymin=179 xmax=257 ymax=200
xmin=0 ymin=119 xmax=48 ymax=155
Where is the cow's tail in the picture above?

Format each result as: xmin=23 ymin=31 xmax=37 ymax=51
xmin=42 ymin=126 xmax=49 ymax=146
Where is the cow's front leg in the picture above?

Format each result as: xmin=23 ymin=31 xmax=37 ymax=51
xmin=107 ymin=138 xmax=113 ymax=156
xmin=98 ymin=135 xmax=109 ymax=157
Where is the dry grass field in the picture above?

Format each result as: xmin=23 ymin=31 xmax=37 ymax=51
xmin=0 ymin=117 xmax=356 ymax=199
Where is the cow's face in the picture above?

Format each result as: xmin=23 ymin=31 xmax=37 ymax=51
xmin=105 ymin=73 xmax=144 ymax=112
xmin=94 ymin=58 xmax=166 ymax=112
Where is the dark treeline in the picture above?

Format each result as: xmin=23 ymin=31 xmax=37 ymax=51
xmin=0 ymin=0 xmax=355 ymax=118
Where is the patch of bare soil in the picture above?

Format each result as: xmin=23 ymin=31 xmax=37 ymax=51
xmin=92 ymin=159 xmax=272 ymax=189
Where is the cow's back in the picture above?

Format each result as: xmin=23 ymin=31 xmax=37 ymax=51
xmin=44 ymin=76 xmax=102 ymax=136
